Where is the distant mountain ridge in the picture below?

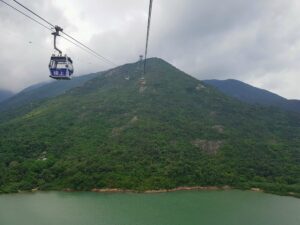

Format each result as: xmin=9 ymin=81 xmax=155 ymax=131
xmin=3 ymin=74 xmax=298 ymax=116
xmin=0 ymin=73 xmax=100 ymax=121
xmin=203 ymin=79 xmax=300 ymax=113
xmin=0 ymin=90 xmax=14 ymax=103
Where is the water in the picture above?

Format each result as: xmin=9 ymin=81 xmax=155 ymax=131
xmin=0 ymin=190 xmax=299 ymax=225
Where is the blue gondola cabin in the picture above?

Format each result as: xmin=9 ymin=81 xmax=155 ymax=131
xmin=49 ymin=55 xmax=74 ymax=80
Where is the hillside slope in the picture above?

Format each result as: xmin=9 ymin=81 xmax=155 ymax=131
xmin=204 ymin=79 xmax=300 ymax=113
xmin=0 ymin=90 xmax=14 ymax=103
xmin=0 ymin=73 xmax=99 ymax=119
xmin=0 ymin=58 xmax=299 ymax=196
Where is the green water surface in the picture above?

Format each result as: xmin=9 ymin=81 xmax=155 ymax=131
xmin=0 ymin=190 xmax=299 ymax=225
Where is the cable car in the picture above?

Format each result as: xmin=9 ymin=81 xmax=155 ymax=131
xmin=49 ymin=54 xmax=74 ymax=80
xmin=49 ymin=26 xmax=74 ymax=80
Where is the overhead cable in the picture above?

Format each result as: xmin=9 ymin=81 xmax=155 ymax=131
xmin=0 ymin=0 xmax=95 ymax=60
xmin=62 ymin=31 xmax=116 ymax=66
xmin=144 ymin=0 xmax=154 ymax=74
xmin=3 ymin=0 xmax=116 ymax=66
xmin=12 ymin=0 xmax=55 ymax=28
xmin=0 ymin=0 xmax=52 ymax=31
xmin=60 ymin=34 xmax=113 ymax=62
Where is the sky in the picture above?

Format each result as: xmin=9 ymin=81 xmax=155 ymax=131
xmin=1 ymin=0 xmax=300 ymax=99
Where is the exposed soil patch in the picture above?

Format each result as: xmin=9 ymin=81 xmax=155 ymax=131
xmin=111 ymin=116 xmax=139 ymax=136
xmin=195 ymin=83 xmax=206 ymax=91
xmin=212 ymin=125 xmax=224 ymax=133
xmin=192 ymin=139 xmax=223 ymax=155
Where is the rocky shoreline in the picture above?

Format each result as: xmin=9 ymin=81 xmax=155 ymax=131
xmin=89 ymin=185 xmax=232 ymax=194
xmin=16 ymin=186 xmax=298 ymax=198
xmin=3 ymin=186 xmax=300 ymax=198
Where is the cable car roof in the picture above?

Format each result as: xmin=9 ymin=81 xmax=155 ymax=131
xmin=50 ymin=56 xmax=73 ymax=63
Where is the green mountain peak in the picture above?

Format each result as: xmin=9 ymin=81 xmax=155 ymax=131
xmin=0 ymin=58 xmax=299 ymax=196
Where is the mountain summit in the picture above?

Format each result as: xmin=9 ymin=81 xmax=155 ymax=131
xmin=0 ymin=58 xmax=299 ymax=196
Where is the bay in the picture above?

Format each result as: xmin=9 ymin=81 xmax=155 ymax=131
xmin=0 ymin=190 xmax=299 ymax=225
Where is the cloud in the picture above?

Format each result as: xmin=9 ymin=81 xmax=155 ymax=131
xmin=0 ymin=0 xmax=300 ymax=99
xmin=0 ymin=0 xmax=69 ymax=91
xmin=149 ymin=0 xmax=300 ymax=99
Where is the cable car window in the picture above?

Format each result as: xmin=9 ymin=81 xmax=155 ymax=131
xmin=49 ymin=60 xmax=54 ymax=68
xmin=56 ymin=62 xmax=67 ymax=69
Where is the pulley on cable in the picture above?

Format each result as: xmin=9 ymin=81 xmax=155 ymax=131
xmin=49 ymin=26 xmax=74 ymax=80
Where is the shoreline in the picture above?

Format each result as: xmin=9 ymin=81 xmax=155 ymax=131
xmin=7 ymin=186 xmax=234 ymax=195
xmin=53 ymin=186 xmax=299 ymax=198
xmin=2 ymin=186 xmax=299 ymax=198
xmin=84 ymin=185 xmax=236 ymax=194
xmin=74 ymin=187 xmax=299 ymax=198
xmin=2 ymin=186 xmax=267 ymax=195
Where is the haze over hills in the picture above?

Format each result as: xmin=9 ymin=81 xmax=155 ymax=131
xmin=204 ymin=79 xmax=300 ymax=113
xmin=0 ymin=90 xmax=14 ymax=103
xmin=0 ymin=58 xmax=299 ymax=196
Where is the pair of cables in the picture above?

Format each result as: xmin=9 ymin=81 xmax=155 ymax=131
xmin=1 ymin=0 xmax=155 ymax=70
xmin=0 ymin=0 xmax=116 ymax=66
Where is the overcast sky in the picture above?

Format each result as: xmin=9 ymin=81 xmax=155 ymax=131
xmin=1 ymin=0 xmax=300 ymax=99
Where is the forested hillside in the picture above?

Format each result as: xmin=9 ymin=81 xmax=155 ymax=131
xmin=0 ymin=58 xmax=299 ymax=196
xmin=0 ymin=73 xmax=99 ymax=121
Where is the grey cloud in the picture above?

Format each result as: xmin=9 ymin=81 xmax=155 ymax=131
xmin=0 ymin=0 xmax=300 ymax=99
xmin=0 ymin=0 xmax=71 ymax=91
xmin=146 ymin=0 xmax=300 ymax=99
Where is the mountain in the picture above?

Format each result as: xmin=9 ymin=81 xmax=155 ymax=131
xmin=0 ymin=73 xmax=99 ymax=121
xmin=0 ymin=90 xmax=14 ymax=103
xmin=203 ymin=79 xmax=300 ymax=113
xmin=0 ymin=58 xmax=299 ymax=196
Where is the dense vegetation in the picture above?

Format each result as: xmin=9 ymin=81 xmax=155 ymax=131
xmin=0 ymin=58 xmax=299 ymax=196
xmin=0 ymin=72 xmax=99 ymax=117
